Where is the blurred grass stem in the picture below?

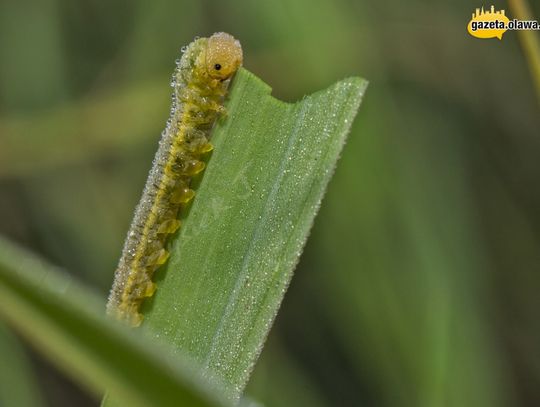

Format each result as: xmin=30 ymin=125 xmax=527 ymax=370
xmin=508 ymin=0 xmax=540 ymax=105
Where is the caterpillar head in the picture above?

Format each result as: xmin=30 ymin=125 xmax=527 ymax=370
xmin=206 ymin=32 xmax=243 ymax=80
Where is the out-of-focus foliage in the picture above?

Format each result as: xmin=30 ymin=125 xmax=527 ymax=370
xmin=0 ymin=0 xmax=539 ymax=406
xmin=0 ymin=236 xmax=233 ymax=407
xmin=0 ymin=323 xmax=46 ymax=407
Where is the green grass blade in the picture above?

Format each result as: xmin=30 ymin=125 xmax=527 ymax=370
xmin=0 ymin=236 xmax=232 ymax=407
xmin=140 ymin=68 xmax=368 ymax=400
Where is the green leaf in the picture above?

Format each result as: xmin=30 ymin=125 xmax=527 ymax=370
xmin=0 ymin=67 xmax=366 ymax=407
xmin=138 ymin=68 xmax=367 ymax=400
xmin=0 ymin=236 xmax=232 ymax=407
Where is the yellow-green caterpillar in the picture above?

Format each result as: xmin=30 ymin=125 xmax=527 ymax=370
xmin=107 ymin=32 xmax=243 ymax=326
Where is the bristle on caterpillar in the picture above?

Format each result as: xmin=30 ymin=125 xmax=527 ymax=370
xmin=107 ymin=32 xmax=243 ymax=326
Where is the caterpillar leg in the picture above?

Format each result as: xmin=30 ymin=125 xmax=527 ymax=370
xmin=171 ymin=187 xmax=195 ymax=204
xmin=146 ymin=248 xmax=170 ymax=266
xmin=198 ymin=142 xmax=213 ymax=154
xmin=143 ymin=280 xmax=157 ymax=297
xmin=157 ymin=218 xmax=181 ymax=234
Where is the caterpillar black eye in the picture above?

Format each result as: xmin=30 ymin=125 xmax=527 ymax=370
xmin=214 ymin=63 xmax=222 ymax=71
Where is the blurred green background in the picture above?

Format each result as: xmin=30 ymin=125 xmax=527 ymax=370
xmin=1 ymin=0 xmax=539 ymax=406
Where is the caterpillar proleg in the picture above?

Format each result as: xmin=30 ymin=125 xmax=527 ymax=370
xmin=107 ymin=32 xmax=243 ymax=326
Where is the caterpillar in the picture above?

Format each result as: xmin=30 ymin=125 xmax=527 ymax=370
xmin=107 ymin=32 xmax=243 ymax=326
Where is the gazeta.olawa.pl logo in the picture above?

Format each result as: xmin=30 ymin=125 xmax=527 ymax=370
xmin=467 ymin=5 xmax=539 ymax=40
